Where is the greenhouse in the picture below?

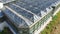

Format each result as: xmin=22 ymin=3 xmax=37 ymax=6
xmin=0 ymin=0 xmax=60 ymax=34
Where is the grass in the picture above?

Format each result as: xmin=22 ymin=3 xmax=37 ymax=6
xmin=41 ymin=11 xmax=60 ymax=34
xmin=0 ymin=27 xmax=13 ymax=34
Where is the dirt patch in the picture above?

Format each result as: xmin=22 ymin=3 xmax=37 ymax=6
xmin=51 ymin=23 xmax=60 ymax=34
xmin=51 ymin=14 xmax=60 ymax=34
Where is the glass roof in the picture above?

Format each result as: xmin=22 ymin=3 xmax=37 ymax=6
xmin=2 ymin=0 xmax=60 ymax=27
xmin=7 ymin=3 xmax=34 ymax=22
xmin=0 ymin=0 xmax=15 ymax=4
xmin=3 ymin=8 xmax=28 ymax=27
xmin=14 ymin=0 xmax=59 ymax=16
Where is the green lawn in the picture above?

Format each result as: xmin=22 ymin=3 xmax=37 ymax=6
xmin=41 ymin=11 xmax=60 ymax=34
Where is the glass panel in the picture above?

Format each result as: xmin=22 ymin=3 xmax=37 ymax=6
xmin=0 ymin=0 xmax=15 ymax=4
xmin=15 ymin=0 xmax=60 ymax=16
xmin=8 ymin=4 xmax=34 ymax=22
xmin=3 ymin=8 xmax=26 ymax=26
xmin=35 ymin=23 xmax=37 ymax=30
xmin=30 ymin=27 xmax=34 ymax=34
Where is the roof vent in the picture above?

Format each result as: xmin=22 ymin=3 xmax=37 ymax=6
xmin=0 ymin=2 xmax=3 ymax=9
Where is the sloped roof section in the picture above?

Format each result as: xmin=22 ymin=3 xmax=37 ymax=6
xmin=2 ymin=0 xmax=60 ymax=28
xmin=3 ymin=7 xmax=29 ymax=28
xmin=15 ymin=0 xmax=60 ymax=16
xmin=0 ymin=0 xmax=15 ymax=4
xmin=7 ymin=3 xmax=34 ymax=22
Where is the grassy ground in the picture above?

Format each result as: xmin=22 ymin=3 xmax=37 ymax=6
xmin=0 ymin=27 xmax=13 ymax=34
xmin=41 ymin=11 xmax=60 ymax=34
